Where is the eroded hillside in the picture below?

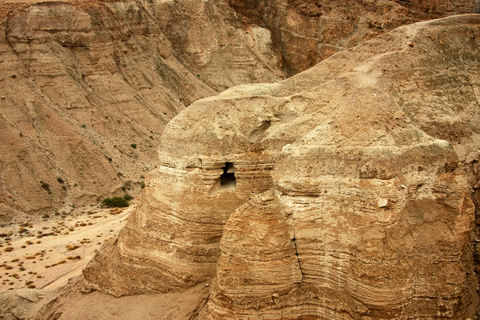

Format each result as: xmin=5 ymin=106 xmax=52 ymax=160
xmin=0 ymin=0 xmax=283 ymax=221
xmin=226 ymin=0 xmax=480 ymax=75
xmin=1 ymin=0 xmax=477 ymax=221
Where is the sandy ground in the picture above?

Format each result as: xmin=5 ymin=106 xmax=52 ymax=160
xmin=0 ymin=202 xmax=133 ymax=293
xmin=0 ymin=199 xmax=211 ymax=320
xmin=0 ymin=0 xmax=74 ymax=3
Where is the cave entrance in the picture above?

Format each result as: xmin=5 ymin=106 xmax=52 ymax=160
xmin=220 ymin=162 xmax=236 ymax=188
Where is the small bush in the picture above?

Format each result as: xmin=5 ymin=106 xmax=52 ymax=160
xmin=81 ymin=124 xmax=86 ymax=128
xmin=40 ymin=182 xmax=51 ymax=194
xmin=123 ymin=194 xmax=133 ymax=201
xmin=57 ymin=177 xmax=64 ymax=184
xmin=102 ymin=197 xmax=129 ymax=208
xmin=130 ymin=143 xmax=137 ymax=149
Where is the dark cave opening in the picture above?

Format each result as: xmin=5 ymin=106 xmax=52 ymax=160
xmin=220 ymin=162 xmax=236 ymax=188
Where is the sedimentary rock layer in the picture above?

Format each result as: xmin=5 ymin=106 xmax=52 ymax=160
xmin=85 ymin=14 xmax=480 ymax=318
xmin=1 ymin=0 xmax=477 ymax=220
xmin=226 ymin=0 xmax=479 ymax=75
xmin=0 ymin=0 xmax=283 ymax=220
xmin=1 ymin=0 xmax=478 ymax=220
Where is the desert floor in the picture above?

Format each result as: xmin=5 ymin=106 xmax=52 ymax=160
xmin=0 ymin=199 xmax=210 ymax=320
xmin=0 ymin=202 xmax=132 ymax=292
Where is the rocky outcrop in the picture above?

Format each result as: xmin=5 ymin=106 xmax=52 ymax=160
xmin=225 ymin=0 xmax=479 ymax=75
xmin=1 ymin=0 xmax=477 ymax=221
xmin=84 ymin=14 xmax=480 ymax=318
xmin=0 ymin=0 xmax=283 ymax=221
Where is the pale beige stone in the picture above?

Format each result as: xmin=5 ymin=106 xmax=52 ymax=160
xmin=85 ymin=14 xmax=480 ymax=319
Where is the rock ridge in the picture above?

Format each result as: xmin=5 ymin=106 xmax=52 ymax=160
xmin=84 ymin=14 xmax=480 ymax=319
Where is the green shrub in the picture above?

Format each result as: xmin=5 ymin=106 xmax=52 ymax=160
xmin=130 ymin=143 xmax=137 ymax=149
xmin=123 ymin=194 xmax=133 ymax=201
xmin=102 ymin=197 xmax=129 ymax=208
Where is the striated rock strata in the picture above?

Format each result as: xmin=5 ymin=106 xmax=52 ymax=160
xmin=84 ymin=14 xmax=480 ymax=319
xmin=1 ymin=0 xmax=479 ymax=221
xmin=1 ymin=0 xmax=478 ymax=221
xmin=226 ymin=0 xmax=479 ymax=75
xmin=0 ymin=0 xmax=283 ymax=220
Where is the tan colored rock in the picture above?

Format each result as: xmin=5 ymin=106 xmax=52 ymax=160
xmin=1 ymin=0 xmax=476 ymax=221
xmin=226 ymin=0 xmax=479 ymax=75
xmin=85 ymin=14 xmax=480 ymax=318
xmin=0 ymin=0 xmax=284 ymax=221
xmin=209 ymin=190 xmax=302 ymax=318
xmin=143 ymin=0 xmax=285 ymax=91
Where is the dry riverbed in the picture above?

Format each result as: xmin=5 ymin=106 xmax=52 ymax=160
xmin=0 ymin=202 xmax=134 ymax=292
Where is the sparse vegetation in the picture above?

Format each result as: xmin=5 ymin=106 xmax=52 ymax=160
xmin=57 ymin=177 xmax=64 ymax=184
xmin=40 ymin=182 xmax=51 ymax=194
xmin=123 ymin=194 xmax=133 ymax=201
xmin=130 ymin=143 xmax=137 ymax=149
xmin=102 ymin=197 xmax=129 ymax=208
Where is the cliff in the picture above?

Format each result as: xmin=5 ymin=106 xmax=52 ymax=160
xmin=226 ymin=0 xmax=480 ymax=75
xmin=83 ymin=14 xmax=480 ymax=319
xmin=1 ymin=0 xmax=477 ymax=221
xmin=0 ymin=0 xmax=283 ymax=221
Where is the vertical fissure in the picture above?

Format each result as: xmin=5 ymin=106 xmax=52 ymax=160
xmin=292 ymin=230 xmax=304 ymax=282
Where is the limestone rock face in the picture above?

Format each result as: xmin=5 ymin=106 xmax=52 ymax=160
xmin=226 ymin=0 xmax=479 ymax=75
xmin=142 ymin=0 xmax=284 ymax=92
xmin=85 ymin=14 xmax=480 ymax=318
xmin=1 ymin=0 xmax=477 ymax=221
xmin=0 ymin=0 xmax=283 ymax=220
